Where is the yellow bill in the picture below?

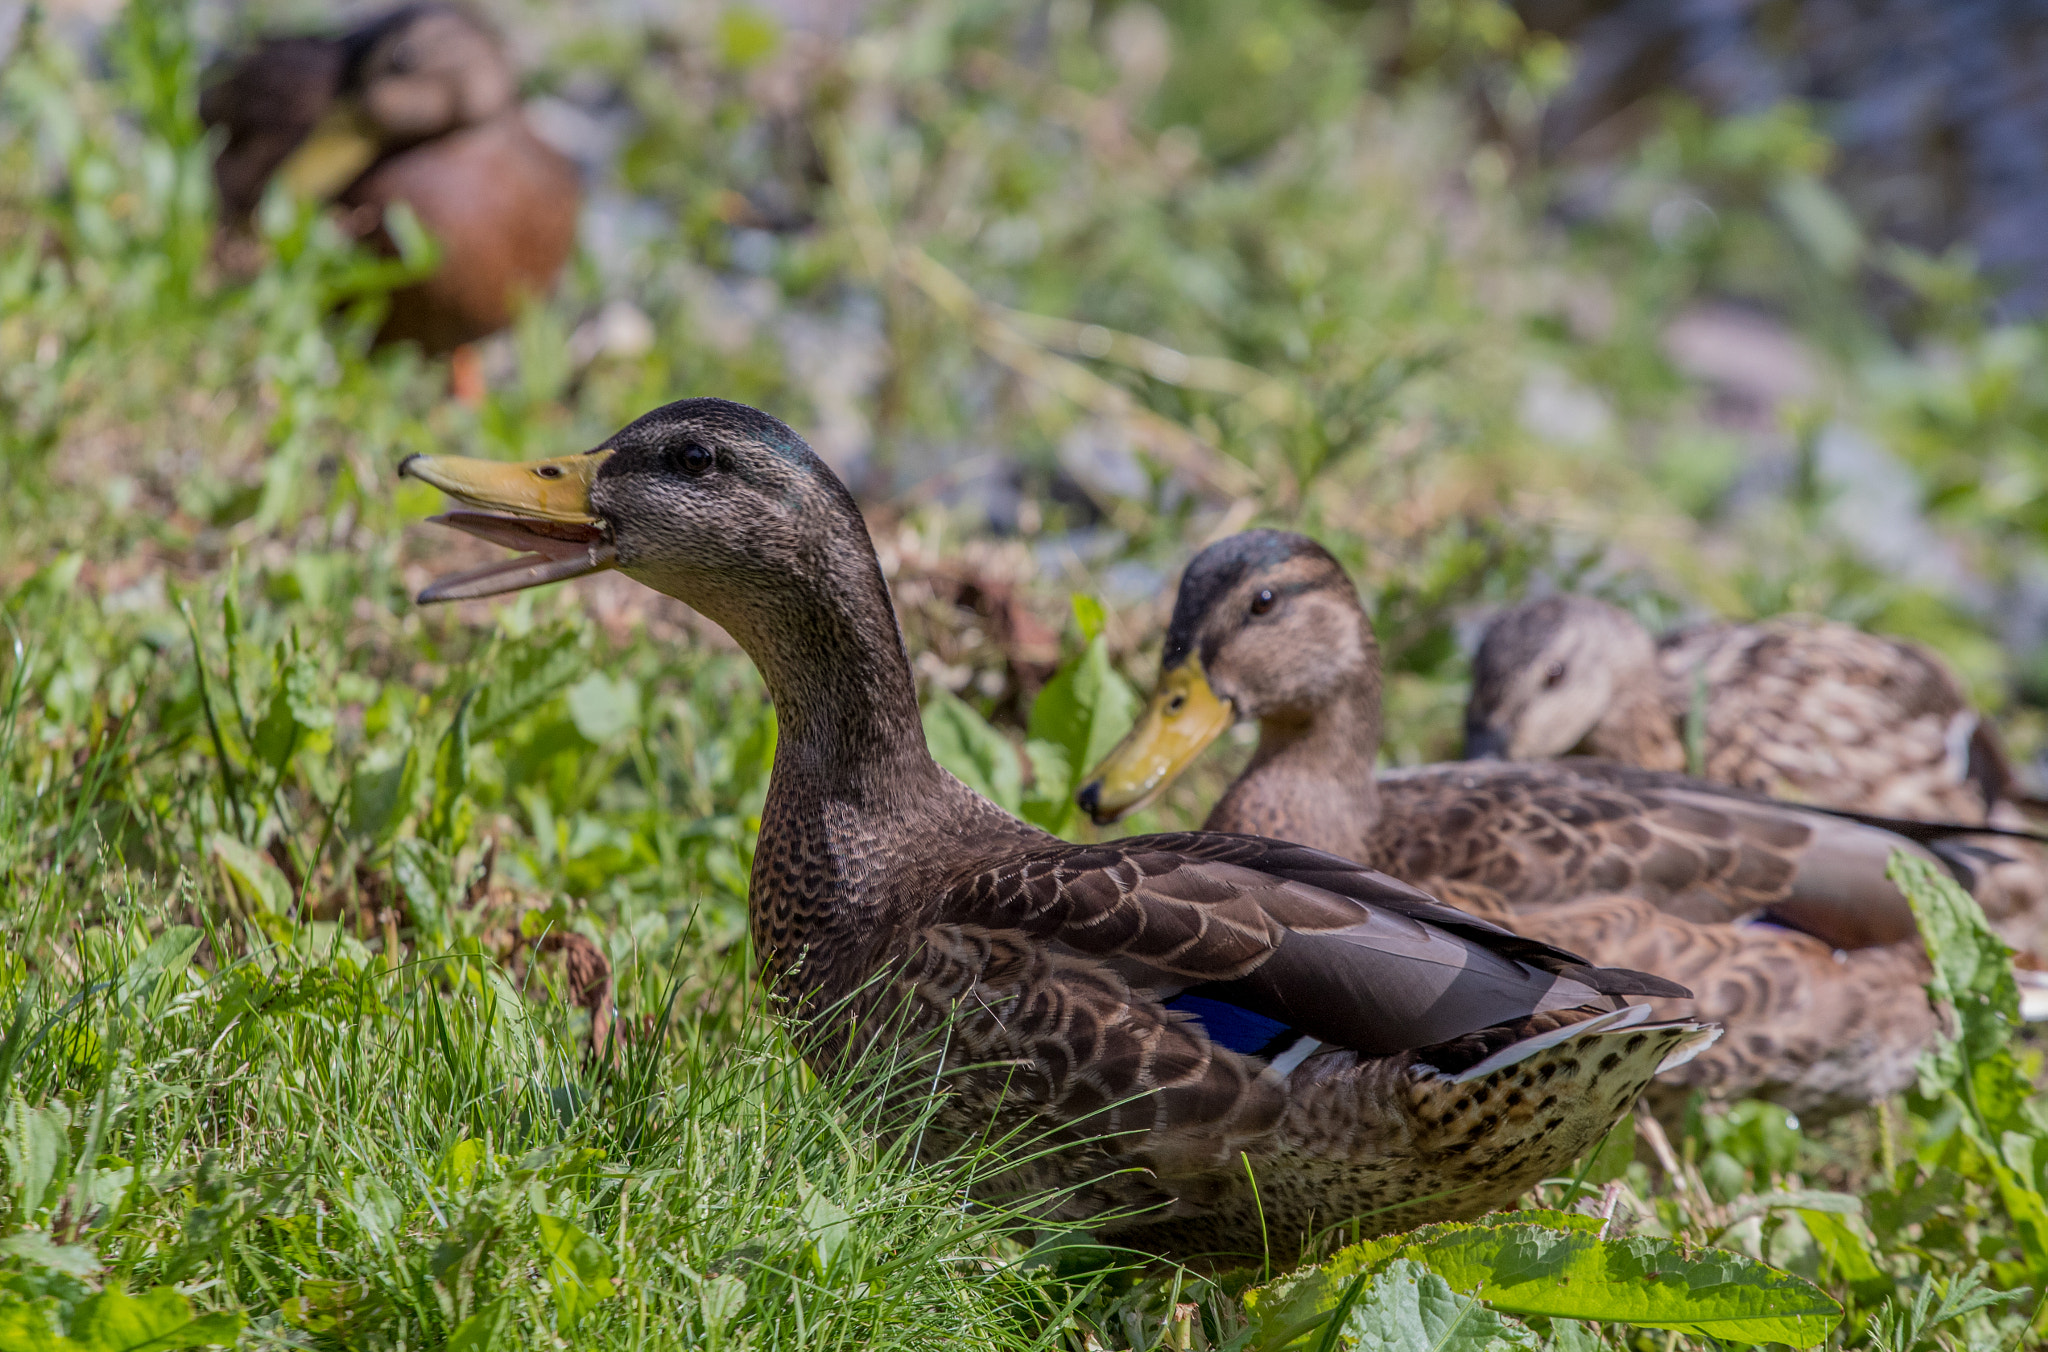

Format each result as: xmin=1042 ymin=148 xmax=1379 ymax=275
xmin=276 ymin=103 xmax=382 ymax=202
xmin=399 ymin=450 xmax=616 ymax=603
xmin=1076 ymin=655 xmax=1235 ymax=824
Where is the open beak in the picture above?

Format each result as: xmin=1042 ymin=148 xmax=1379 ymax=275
xmin=276 ymin=102 xmax=382 ymax=202
xmin=399 ymin=450 xmax=616 ymax=603
xmin=1074 ymin=656 xmax=1235 ymax=825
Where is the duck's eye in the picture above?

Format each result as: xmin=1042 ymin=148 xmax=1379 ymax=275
xmin=1249 ymin=589 xmax=1276 ymax=617
xmin=1166 ymin=693 xmax=1187 ymax=714
xmin=1543 ymin=660 xmax=1568 ymax=689
xmin=534 ymin=465 xmax=564 ymax=480
xmin=679 ymin=442 xmax=715 ymax=475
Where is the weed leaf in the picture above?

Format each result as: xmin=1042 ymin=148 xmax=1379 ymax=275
xmin=1247 ymin=1212 xmax=1839 ymax=1348
xmin=535 ymin=1213 xmax=615 ymax=1330
xmin=1021 ymin=633 xmax=1138 ymax=834
xmin=923 ymin=689 xmax=1023 ymax=812
xmin=66 ymin=1285 xmax=243 ymax=1351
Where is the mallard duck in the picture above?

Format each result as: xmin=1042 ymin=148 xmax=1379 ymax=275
xmin=1464 ymin=595 xmax=2048 ymax=955
xmin=1075 ymin=530 xmax=1953 ymax=1116
xmin=201 ymin=3 xmax=580 ymax=355
xmin=395 ymin=400 xmax=1714 ymax=1264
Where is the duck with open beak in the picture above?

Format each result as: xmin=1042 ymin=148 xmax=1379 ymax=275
xmin=399 ymin=450 xmax=615 ymax=602
xmin=390 ymin=400 xmax=1719 ymax=1263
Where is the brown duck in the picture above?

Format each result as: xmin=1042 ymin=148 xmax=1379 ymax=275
xmin=1465 ymin=595 xmax=2048 ymax=958
xmin=395 ymin=400 xmax=1713 ymax=1265
xmin=201 ymin=3 xmax=579 ymax=356
xmin=1077 ymin=531 xmax=1949 ymax=1118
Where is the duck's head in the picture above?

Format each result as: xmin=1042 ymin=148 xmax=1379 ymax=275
xmin=1077 ymin=530 xmax=1376 ymax=825
xmin=275 ymin=4 xmax=515 ymax=201
xmin=401 ymin=398 xmax=886 ymax=648
xmin=1463 ymin=595 xmax=1655 ymax=761
xmin=347 ymin=5 xmax=515 ymax=141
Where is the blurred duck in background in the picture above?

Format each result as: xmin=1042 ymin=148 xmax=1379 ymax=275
xmin=200 ymin=3 xmax=580 ymax=397
xmin=1074 ymin=530 xmax=2048 ymax=1117
xmin=1464 ymin=595 xmax=2048 ymax=961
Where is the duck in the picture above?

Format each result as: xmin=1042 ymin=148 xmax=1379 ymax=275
xmin=1075 ymin=530 xmax=1952 ymax=1118
xmin=394 ymin=400 xmax=1715 ymax=1265
xmin=1464 ymin=594 xmax=2048 ymax=957
xmin=200 ymin=3 xmax=580 ymax=360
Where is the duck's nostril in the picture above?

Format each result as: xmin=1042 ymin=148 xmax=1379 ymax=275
xmin=1075 ymin=781 xmax=1102 ymax=817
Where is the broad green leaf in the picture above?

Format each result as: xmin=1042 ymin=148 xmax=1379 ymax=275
xmin=536 ymin=1214 xmax=615 ymax=1330
xmin=1246 ymin=1212 xmax=1601 ymax=1347
xmin=251 ymin=680 xmax=296 ymax=772
xmin=1890 ymin=851 xmax=2048 ymax=1273
xmin=1316 ymin=1259 xmax=1536 ymax=1352
xmin=4 ymin=1096 xmax=72 ymax=1219
xmin=250 ymin=637 xmax=333 ymax=773
xmin=426 ymin=688 xmax=476 ymax=849
xmin=696 ymin=1272 xmax=747 ymax=1352
xmin=0 ymin=1301 xmax=79 ymax=1352
xmin=468 ymin=627 xmax=587 ymax=740
xmin=565 ymin=672 xmax=640 ymax=743
xmin=800 ymin=1190 xmax=854 ymax=1275
xmin=923 ymin=689 xmax=1023 ymax=812
xmin=54 ymin=1027 xmax=103 ymax=1075
xmin=390 ymin=837 xmax=453 ymax=939
xmin=379 ymin=201 xmax=441 ymax=278
xmin=280 ymin=645 xmax=334 ymax=731
xmin=441 ymin=1137 xmax=486 ymax=1190
xmin=346 ymin=738 xmax=418 ymax=843
xmin=443 ymin=1300 xmax=506 ymax=1352
xmin=0 ymin=1231 xmax=99 ymax=1279
xmin=119 ymin=926 xmax=201 ymax=1014
xmin=1400 ymin=1223 xmax=1840 ymax=1345
xmin=342 ymin=1174 xmax=402 ymax=1249
xmin=68 ymin=1286 xmax=244 ymax=1351
xmin=1070 ymin=592 xmax=1107 ymax=643
xmin=208 ymin=834 xmax=291 ymax=916
xmin=1542 ymin=1318 xmax=1600 ymax=1352
xmin=1021 ymin=633 xmax=1139 ymax=834
xmin=1893 ymin=852 xmax=2020 ymax=1090
xmin=1772 ymin=173 xmax=1864 ymax=276
xmin=1246 ymin=1214 xmax=1838 ymax=1349
xmin=1799 ymin=1210 xmax=1890 ymax=1304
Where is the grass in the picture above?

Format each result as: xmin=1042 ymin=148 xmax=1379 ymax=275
xmin=9 ymin=0 xmax=2048 ymax=1346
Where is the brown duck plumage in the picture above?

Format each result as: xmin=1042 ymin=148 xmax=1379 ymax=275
xmin=201 ymin=3 xmax=579 ymax=353
xmin=395 ymin=401 xmax=1714 ymax=1265
xmin=1466 ymin=595 xmax=2048 ymax=955
xmin=1078 ymin=530 xmax=1946 ymax=1118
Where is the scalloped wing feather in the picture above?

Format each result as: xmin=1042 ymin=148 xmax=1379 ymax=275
xmin=933 ymin=834 xmax=1685 ymax=1059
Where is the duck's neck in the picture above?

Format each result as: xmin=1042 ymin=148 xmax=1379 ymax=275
xmin=1207 ymin=673 xmax=1384 ymax=863
xmin=715 ymin=541 xmax=1027 ymax=994
xmin=739 ymin=578 xmax=934 ymax=800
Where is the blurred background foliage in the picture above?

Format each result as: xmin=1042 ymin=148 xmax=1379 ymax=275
xmin=8 ymin=0 xmax=2048 ymax=1345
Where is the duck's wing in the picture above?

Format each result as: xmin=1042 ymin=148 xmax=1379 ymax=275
xmin=1658 ymin=618 xmax=1991 ymax=821
xmin=1509 ymin=893 xmax=1937 ymax=1114
xmin=935 ymin=833 xmax=1686 ymax=1060
xmin=1375 ymin=760 xmax=1938 ymax=951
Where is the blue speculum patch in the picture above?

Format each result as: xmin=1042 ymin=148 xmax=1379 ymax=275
xmin=1165 ymin=993 xmax=1295 ymax=1057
